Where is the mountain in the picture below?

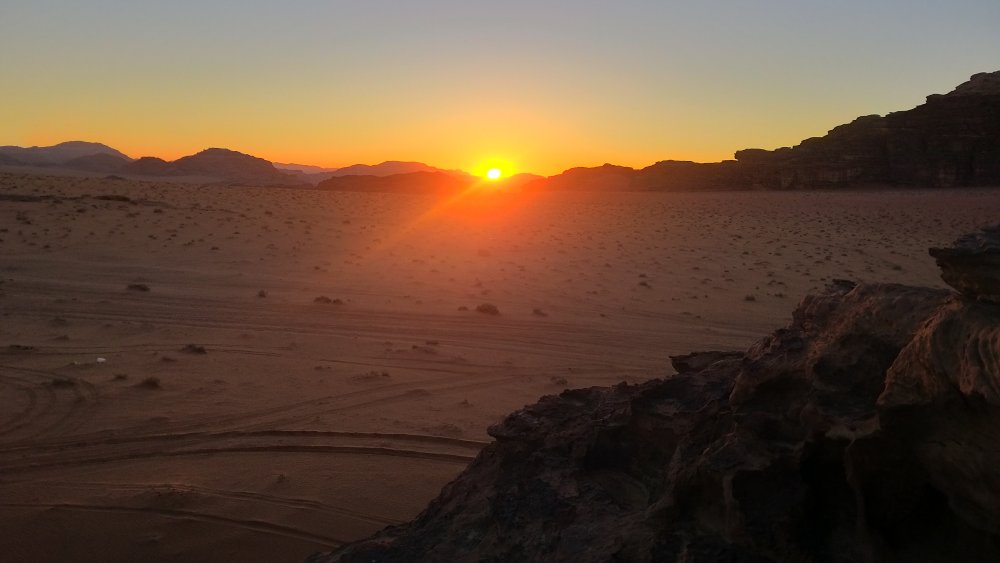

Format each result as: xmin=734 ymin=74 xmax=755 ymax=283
xmin=61 ymin=152 xmax=130 ymax=173
xmin=317 ymin=170 xmax=543 ymax=193
xmin=541 ymin=70 xmax=1000 ymax=191
xmin=330 ymin=161 xmax=458 ymax=177
xmin=502 ymin=172 xmax=545 ymax=188
xmin=273 ymin=162 xmax=339 ymax=174
xmin=119 ymin=148 xmax=303 ymax=185
xmin=729 ymin=71 xmax=1000 ymax=189
xmin=317 ymin=170 xmax=472 ymax=193
xmin=310 ymin=226 xmax=1000 ymax=563
xmin=119 ymin=156 xmax=178 ymax=176
xmin=0 ymin=141 xmax=131 ymax=166
xmin=171 ymin=148 xmax=298 ymax=184
xmin=543 ymin=163 xmax=637 ymax=190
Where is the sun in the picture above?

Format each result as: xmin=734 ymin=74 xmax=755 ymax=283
xmin=486 ymin=168 xmax=502 ymax=180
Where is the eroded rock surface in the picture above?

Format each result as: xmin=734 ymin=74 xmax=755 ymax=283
xmin=930 ymin=224 xmax=1000 ymax=303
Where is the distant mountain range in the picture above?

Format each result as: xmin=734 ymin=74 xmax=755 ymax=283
xmin=118 ymin=148 xmax=299 ymax=185
xmin=316 ymin=170 xmax=543 ymax=193
xmin=2 ymin=70 xmax=997 ymax=190
xmin=0 ymin=141 xmax=130 ymax=167
xmin=0 ymin=143 xmax=473 ymax=188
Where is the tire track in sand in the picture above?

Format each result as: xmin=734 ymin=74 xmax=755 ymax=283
xmin=0 ymin=501 xmax=345 ymax=546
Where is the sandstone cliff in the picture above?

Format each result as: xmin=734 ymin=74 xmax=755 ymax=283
xmin=542 ymin=71 xmax=1000 ymax=191
xmin=309 ymin=225 xmax=1000 ymax=562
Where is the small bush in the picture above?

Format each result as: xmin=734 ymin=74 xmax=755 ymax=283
xmin=475 ymin=303 xmax=500 ymax=315
xmin=139 ymin=376 xmax=161 ymax=389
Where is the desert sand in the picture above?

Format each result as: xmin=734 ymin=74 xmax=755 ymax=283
xmin=2 ymin=171 xmax=999 ymax=563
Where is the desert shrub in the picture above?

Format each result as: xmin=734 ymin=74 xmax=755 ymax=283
xmin=475 ymin=303 xmax=500 ymax=315
xmin=139 ymin=376 xmax=161 ymax=389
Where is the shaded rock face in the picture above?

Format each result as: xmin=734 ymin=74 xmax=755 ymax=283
xmin=539 ymin=71 xmax=1000 ymax=191
xmin=736 ymin=71 xmax=1000 ymax=190
xmin=930 ymin=224 xmax=1000 ymax=303
xmin=311 ymin=254 xmax=1000 ymax=561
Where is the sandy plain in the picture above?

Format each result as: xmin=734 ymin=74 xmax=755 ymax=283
xmin=1 ymin=171 xmax=999 ymax=563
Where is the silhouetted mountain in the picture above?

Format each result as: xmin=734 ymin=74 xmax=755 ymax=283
xmin=502 ymin=172 xmax=545 ymax=188
xmin=317 ymin=171 xmax=472 ymax=193
xmin=731 ymin=71 xmax=1000 ymax=189
xmin=62 ymin=153 xmax=130 ymax=173
xmin=542 ymin=163 xmax=637 ymax=190
xmin=331 ymin=161 xmax=459 ymax=177
xmin=171 ymin=148 xmax=298 ymax=184
xmin=274 ymin=162 xmax=339 ymax=174
xmin=117 ymin=148 xmax=302 ymax=185
xmin=120 ymin=156 xmax=178 ymax=176
xmin=317 ymin=170 xmax=543 ymax=193
xmin=0 ymin=141 xmax=131 ymax=166
xmin=541 ymin=71 xmax=1000 ymax=191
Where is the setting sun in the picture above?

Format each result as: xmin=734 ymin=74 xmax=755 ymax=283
xmin=486 ymin=168 xmax=502 ymax=180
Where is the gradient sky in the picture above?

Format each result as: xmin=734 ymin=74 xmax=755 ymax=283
xmin=2 ymin=1 xmax=998 ymax=175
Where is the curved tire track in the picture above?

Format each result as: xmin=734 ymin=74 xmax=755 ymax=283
xmin=0 ymin=501 xmax=345 ymax=546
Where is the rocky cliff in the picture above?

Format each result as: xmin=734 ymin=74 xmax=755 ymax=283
xmin=543 ymin=71 xmax=1000 ymax=191
xmin=308 ymin=225 xmax=1000 ymax=562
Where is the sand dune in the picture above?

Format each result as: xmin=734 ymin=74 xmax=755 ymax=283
xmin=2 ymin=171 xmax=1000 ymax=562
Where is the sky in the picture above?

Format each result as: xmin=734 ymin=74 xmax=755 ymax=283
xmin=1 ymin=1 xmax=998 ymax=176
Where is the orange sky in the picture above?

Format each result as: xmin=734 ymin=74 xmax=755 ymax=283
xmin=3 ymin=2 xmax=998 ymax=176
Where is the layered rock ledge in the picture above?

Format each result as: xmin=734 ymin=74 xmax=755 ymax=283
xmin=309 ymin=228 xmax=1000 ymax=562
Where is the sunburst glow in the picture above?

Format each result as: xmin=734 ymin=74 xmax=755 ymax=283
xmin=486 ymin=168 xmax=502 ymax=180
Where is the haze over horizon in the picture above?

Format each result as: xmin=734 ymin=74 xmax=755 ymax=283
xmin=2 ymin=1 xmax=998 ymax=176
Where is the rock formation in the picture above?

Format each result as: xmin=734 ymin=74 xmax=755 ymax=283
xmin=62 ymin=152 xmax=130 ymax=173
xmin=119 ymin=156 xmax=178 ymax=176
xmin=317 ymin=171 xmax=472 ymax=193
xmin=0 ymin=141 xmax=131 ymax=167
xmin=541 ymin=71 xmax=1000 ymax=191
xmin=309 ymin=226 xmax=1000 ymax=562
xmin=929 ymin=225 xmax=1000 ymax=303
xmin=329 ymin=161 xmax=452 ymax=178
xmin=169 ymin=148 xmax=301 ymax=185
